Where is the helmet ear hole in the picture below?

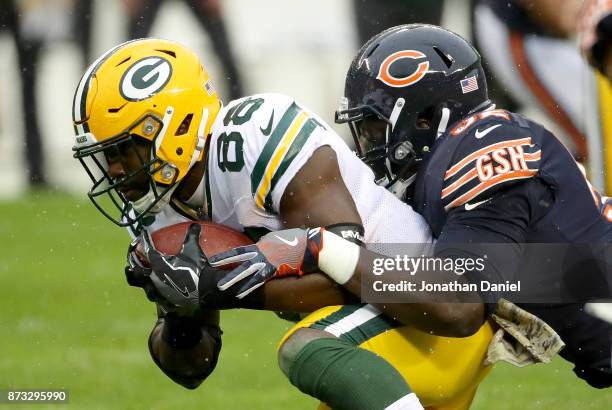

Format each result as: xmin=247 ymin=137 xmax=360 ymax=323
xmin=175 ymin=113 xmax=194 ymax=136
xmin=416 ymin=106 xmax=435 ymax=129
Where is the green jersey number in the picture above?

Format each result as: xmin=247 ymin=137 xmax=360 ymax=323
xmin=217 ymin=97 xmax=264 ymax=172
xmin=223 ymin=97 xmax=264 ymax=126
xmin=217 ymin=132 xmax=244 ymax=172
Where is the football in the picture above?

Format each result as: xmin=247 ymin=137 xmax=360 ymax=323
xmin=141 ymin=221 xmax=253 ymax=263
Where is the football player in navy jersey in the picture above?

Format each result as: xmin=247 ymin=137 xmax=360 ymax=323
xmin=216 ymin=24 xmax=612 ymax=389
xmin=335 ymin=24 xmax=612 ymax=388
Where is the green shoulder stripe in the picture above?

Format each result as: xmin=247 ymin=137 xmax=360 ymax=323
xmin=263 ymin=118 xmax=321 ymax=211
xmin=251 ymin=103 xmax=301 ymax=196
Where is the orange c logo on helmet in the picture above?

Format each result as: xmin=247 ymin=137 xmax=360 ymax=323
xmin=377 ymin=50 xmax=429 ymax=87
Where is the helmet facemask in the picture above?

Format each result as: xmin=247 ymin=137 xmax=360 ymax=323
xmin=337 ymin=96 xmax=450 ymax=200
xmin=73 ymin=113 xmax=180 ymax=228
xmin=336 ymin=97 xmax=394 ymax=181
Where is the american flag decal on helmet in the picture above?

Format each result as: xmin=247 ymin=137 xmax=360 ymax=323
xmin=204 ymin=80 xmax=215 ymax=96
xmin=460 ymin=76 xmax=479 ymax=94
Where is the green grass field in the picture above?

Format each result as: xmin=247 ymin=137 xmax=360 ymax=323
xmin=1 ymin=190 xmax=611 ymax=409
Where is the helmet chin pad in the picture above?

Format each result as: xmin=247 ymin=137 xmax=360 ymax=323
xmin=132 ymin=182 xmax=179 ymax=216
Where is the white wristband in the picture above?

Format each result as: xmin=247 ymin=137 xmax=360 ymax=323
xmin=318 ymin=230 xmax=360 ymax=285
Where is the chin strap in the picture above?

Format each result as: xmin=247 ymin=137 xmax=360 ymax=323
xmin=389 ymin=98 xmax=405 ymax=131
xmin=386 ymin=173 xmax=417 ymax=200
xmin=189 ymin=107 xmax=209 ymax=170
xmin=436 ymin=107 xmax=451 ymax=138
xmin=382 ymin=98 xmax=407 ymax=184
xmin=155 ymin=106 xmax=175 ymax=153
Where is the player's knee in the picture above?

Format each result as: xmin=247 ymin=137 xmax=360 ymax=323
xmin=278 ymin=328 xmax=336 ymax=377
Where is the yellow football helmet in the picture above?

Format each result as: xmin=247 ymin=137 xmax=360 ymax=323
xmin=72 ymin=38 xmax=221 ymax=227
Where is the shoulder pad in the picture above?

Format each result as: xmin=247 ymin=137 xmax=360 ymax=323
xmin=250 ymin=101 xmax=325 ymax=212
xmin=442 ymin=110 xmax=541 ymax=211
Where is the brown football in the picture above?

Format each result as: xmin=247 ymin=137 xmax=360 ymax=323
xmin=136 ymin=221 xmax=253 ymax=267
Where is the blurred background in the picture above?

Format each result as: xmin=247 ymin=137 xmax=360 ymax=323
xmin=0 ymin=0 xmax=373 ymax=196
xmin=1 ymin=0 xmax=611 ymax=408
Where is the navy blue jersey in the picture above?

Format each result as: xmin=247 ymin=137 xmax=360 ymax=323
xmin=412 ymin=109 xmax=612 ymax=387
xmin=414 ymin=109 xmax=612 ymax=242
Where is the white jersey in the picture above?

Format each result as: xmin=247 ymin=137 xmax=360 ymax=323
xmin=136 ymin=93 xmax=432 ymax=249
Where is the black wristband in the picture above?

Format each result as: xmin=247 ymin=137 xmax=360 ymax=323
xmin=325 ymin=222 xmax=365 ymax=245
xmin=161 ymin=313 xmax=204 ymax=349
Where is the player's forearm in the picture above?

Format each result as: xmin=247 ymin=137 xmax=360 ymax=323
xmin=360 ymin=251 xmax=483 ymax=336
xmin=518 ymin=0 xmax=583 ymax=36
xmin=322 ymin=245 xmax=485 ymax=337
xmin=262 ymin=273 xmax=350 ymax=312
xmin=376 ymin=301 xmax=485 ymax=337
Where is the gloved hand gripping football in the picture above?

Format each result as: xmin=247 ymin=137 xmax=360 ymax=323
xmin=125 ymin=223 xmax=211 ymax=315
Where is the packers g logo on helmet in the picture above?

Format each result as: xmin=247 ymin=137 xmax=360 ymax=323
xmin=120 ymin=56 xmax=173 ymax=102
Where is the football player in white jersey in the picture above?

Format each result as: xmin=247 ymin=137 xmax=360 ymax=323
xmin=72 ymin=38 xmax=492 ymax=410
